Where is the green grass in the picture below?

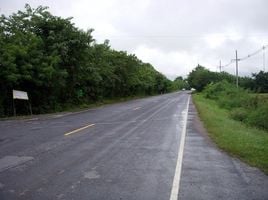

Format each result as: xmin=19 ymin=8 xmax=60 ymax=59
xmin=193 ymin=94 xmax=268 ymax=174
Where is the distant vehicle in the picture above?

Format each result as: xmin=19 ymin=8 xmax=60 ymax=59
xmin=182 ymin=88 xmax=185 ymax=91
xmin=191 ymin=88 xmax=196 ymax=91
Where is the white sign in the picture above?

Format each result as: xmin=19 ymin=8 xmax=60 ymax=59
xmin=13 ymin=90 xmax=29 ymax=100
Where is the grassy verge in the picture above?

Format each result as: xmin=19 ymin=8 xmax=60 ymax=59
xmin=193 ymin=93 xmax=268 ymax=174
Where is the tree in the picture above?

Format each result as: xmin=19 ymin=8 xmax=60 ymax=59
xmin=187 ymin=65 xmax=215 ymax=91
xmin=172 ymin=76 xmax=189 ymax=90
xmin=253 ymin=71 xmax=268 ymax=93
xmin=0 ymin=4 xmax=173 ymax=116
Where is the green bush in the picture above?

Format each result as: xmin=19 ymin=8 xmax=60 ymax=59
xmin=203 ymin=80 xmax=229 ymax=100
xmin=203 ymin=81 xmax=268 ymax=131
xmin=218 ymin=92 xmax=251 ymax=110
xmin=230 ymin=108 xmax=248 ymax=122
xmin=204 ymin=80 xmax=252 ymax=109
xmin=246 ymin=104 xmax=268 ymax=130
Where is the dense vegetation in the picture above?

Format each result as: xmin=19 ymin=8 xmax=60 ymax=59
xmin=203 ymin=81 xmax=268 ymax=131
xmin=187 ymin=64 xmax=268 ymax=131
xmin=188 ymin=65 xmax=267 ymax=92
xmin=0 ymin=5 xmax=188 ymax=116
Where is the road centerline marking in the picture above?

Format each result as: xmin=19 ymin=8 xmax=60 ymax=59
xmin=133 ymin=107 xmax=141 ymax=110
xmin=64 ymin=124 xmax=95 ymax=136
xmin=169 ymin=96 xmax=190 ymax=200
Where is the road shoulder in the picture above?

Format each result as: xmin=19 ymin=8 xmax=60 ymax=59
xmin=178 ymin=97 xmax=268 ymax=200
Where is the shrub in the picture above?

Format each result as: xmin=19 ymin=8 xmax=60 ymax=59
xmin=203 ymin=80 xmax=230 ymax=100
xmin=230 ymin=108 xmax=248 ymax=122
xmin=246 ymin=103 xmax=268 ymax=131
xmin=204 ymin=80 xmax=252 ymax=109
xmin=203 ymin=81 xmax=268 ymax=131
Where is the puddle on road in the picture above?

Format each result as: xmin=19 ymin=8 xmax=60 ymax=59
xmin=84 ymin=170 xmax=100 ymax=180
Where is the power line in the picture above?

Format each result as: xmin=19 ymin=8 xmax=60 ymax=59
xmin=221 ymin=59 xmax=235 ymax=68
xmin=221 ymin=44 xmax=268 ymax=70
xmin=263 ymin=47 xmax=266 ymax=71
xmin=239 ymin=45 xmax=268 ymax=61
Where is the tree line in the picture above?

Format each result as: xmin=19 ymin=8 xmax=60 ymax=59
xmin=188 ymin=65 xmax=268 ymax=131
xmin=6 ymin=5 xmax=266 ymax=117
xmin=0 ymin=5 xmax=188 ymax=116
xmin=188 ymin=65 xmax=268 ymax=92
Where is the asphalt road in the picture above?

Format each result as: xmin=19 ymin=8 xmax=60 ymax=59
xmin=0 ymin=91 xmax=267 ymax=200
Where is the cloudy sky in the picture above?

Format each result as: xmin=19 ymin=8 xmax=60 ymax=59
xmin=1 ymin=0 xmax=268 ymax=79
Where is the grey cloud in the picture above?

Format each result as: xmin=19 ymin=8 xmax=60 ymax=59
xmin=1 ymin=0 xmax=268 ymax=78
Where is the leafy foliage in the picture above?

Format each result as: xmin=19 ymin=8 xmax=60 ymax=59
xmin=187 ymin=65 xmax=266 ymax=92
xmin=203 ymin=81 xmax=268 ymax=131
xmin=187 ymin=65 xmax=214 ymax=92
xmin=0 ymin=5 xmax=177 ymax=116
xmin=171 ymin=76 xmax=190 ymax=90
xmin=252 ymin=71 xmax=268 ymax=93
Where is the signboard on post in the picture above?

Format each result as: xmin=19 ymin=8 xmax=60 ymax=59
xmin=12 ymin=90 xmax=32 ymax=116
xmin=13 ymin=90 xmax=29 ymax=100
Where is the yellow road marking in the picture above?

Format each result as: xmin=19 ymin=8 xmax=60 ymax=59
xmin=133 ymin=107 xmax=141 ymax=110
xmin=64 ymin=124 xmax=95 ymax=136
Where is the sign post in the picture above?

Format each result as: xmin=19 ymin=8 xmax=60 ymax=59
xmin=12 ymin=90 xmax=32 ymax=116
xmin=12 ymin=97 xmax=16 ymax=117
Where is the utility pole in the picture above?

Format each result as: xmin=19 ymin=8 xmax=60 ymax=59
xmin=219 ymin=60 xmax=222 ymax=72
xmin=263 ymin=46 xmax=266 ymax=72
xmin=235 ymin=50 xmax=239 ymax=88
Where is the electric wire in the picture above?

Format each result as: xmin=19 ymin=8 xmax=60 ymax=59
xmin=220 ymin=45 xmax=268 ymax=70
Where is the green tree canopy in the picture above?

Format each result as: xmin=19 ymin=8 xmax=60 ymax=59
xmin=0 ymin=4 xmax=174 ymax=116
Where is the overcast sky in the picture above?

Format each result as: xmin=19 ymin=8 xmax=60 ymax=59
xmin=1 ymin=0 xmax=268 ymax=79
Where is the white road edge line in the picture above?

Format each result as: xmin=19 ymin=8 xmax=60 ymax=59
xmin=169 ymin=96 xmax=190 ymax=200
